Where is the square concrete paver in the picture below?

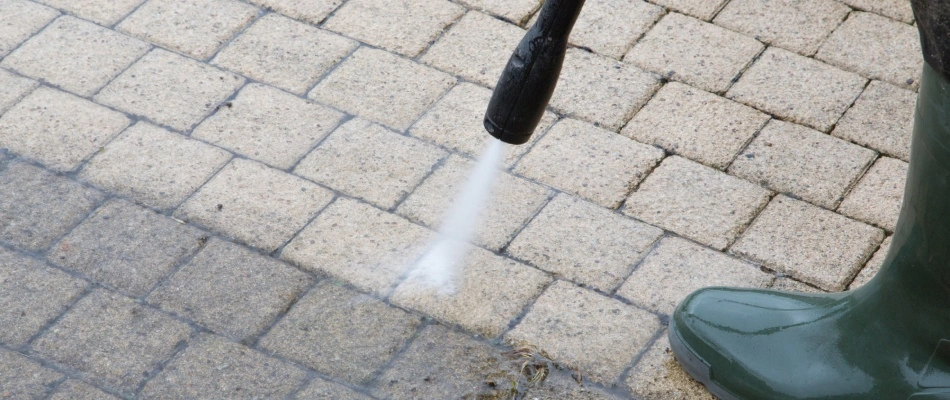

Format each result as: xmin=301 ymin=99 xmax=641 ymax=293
xmin=0 ymin=0 xmax=58 ymax=57
xmin=49 ymin=200 xmax=206 ymax=297
xmin=623 ymin=82 xmax=770 ymax=169
xmin=838 ymin=157 xmax=907 ymax=232
xmin=148 ymin=238 xmax=311 ymax=342
xmin=409 ymin=83 xmax=556 ymax=167
xmin=212 ymin=14 xmax=357 ymax=95
xmin=176 ymin=159 xmax=334 ymax=251
xmin=324 ymin=0 xmax=463 ymax=58
xmin=32 ymin=289 xmax=192 ymax=397
xmin=399 ymin=155 xmax=551 ymax=250
xmin=34 ymin=0 xmax=144 ymax=26
xmin=0 ymin=247 xmax=87 ymax=346
xmin=192 ymin=83 xmax=344 ymax=169
xmin=0 ymin=162 xmax=103 ymax=251
xmin=96 ymin=49 xmax=244 ymax=131
xmin=0 ymin=68 xmax=37 ymax=115
xmin=833 ymin=80 xmax=916 ymax=162
xmin=420 ymin=11 xmax=525 ymax=88
xmin=714 ymin=0 xmax=851 ymax=56
xmin=0 ymin=348 xmax=64 ymax=399
xmin=140 ymin=334 xmax=308 ymax=399
xmin=568 ymin=0 xmax=663 ymax=59
xmin=549 ymin=48 xmax=660 ymax=130
xmin=282 ymin=198 xmax=432 ymax=294
xmin=515 ymin=119 xmax=664 ymax=209
xmin=817 ymin=12 xmax=922 ymax=89
xmin=626 ymin=12 xmax=763 ymax=93
xmin=647 ymin=0 xmax=725 ymax=21
xmin=371 ymin=324 xmax=521 ymax=399
xmin=117 ymin=0 xmax=258 ymax=59
xmin=0 ymin=87 xmax=130 ymax=172
xmin=851 ymin=235 xmax=890 ymax=289
xmin=732 ymin=195 xmax=884 ymax=291
xmin=727 ymin=47 xmax=867 ymax=132
xmin=295 ymin=118 xmax=446 ymax=209
xmin=2 ymin=16 xmax=150 ymax=96
xmin=80 ymin=122 xmax=232 ymax=210
xmin=310 ymin=48 xmax=456 ymax=131
xmin=840 ymin=0 xmax=914 ymax=23
xmin=246 ymin=0 xmax=341 ymax=24
xmin=625 ymin=156 xmax=771 ymax=250
xmin=507 ymin=194 xmax=663 ymax=291
xmin=770 ymin=275 xmax=825 ymax=293
xmin=506 ymin=280 xmax=660 ymax=383
xmin=625 ymin=333 xmax=715 ymax=399
xmin=618 ymin=237 xmax=772 ymax=315
xmin=729 ymin=120 xmax=876 ymax=209
xmin=454 ymin=0 xmax=539 ymax=23
xmin=295 ymin=379 xmax=374 ymax=400
xmin=49 ymin=379 xmax=120 ymax=400
xmin=391 ymin=244 xmax=551 ymax=338
xmin=259 ymin=282 xmax=421 ymax=384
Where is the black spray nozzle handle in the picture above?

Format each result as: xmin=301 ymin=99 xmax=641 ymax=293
xmin=484 ymin=0 xmax=586 ymax=145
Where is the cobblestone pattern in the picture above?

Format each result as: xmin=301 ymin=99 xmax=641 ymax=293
xmin=0 ymin=0 xmax=919 ymax=397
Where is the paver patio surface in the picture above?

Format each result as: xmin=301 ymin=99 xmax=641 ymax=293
xmin=0 ymin=0 xmax=917 ymax=398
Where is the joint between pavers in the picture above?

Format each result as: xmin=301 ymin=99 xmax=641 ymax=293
xmin=0 ymin=8 xmax=62 ymax=63
xmin=203 ymin=9 xmax=267 ymax=63
xmin=614 ymin=326 xmax=670 ymax=394
xmin=496 ymin=190 xmax=556 ymax=254
xmin=388 ymin=151 xmax=451 ymax=213
xmin=139 ymin=235 xmax=212 ymax=301
xmin=283 ymin=114 xmax=355 ymax=173
xmin=610 ymin=231 xmax=668 ymax=297
xmin=0 ymin=341 xmax=86 ymax=399
xmin=718 ymin=41 xmax=769 ymax=95
xmin=132 ymin=327 xmax=200 ymax=396
xmin=834 ymin=152 xmax=881 ymax=213
xmin=301 ymin=42 xmax=363 ymax=97
xmin=362 ymin=318 xmax=432 ymax=388
xmin=812 ymin=8 xmax=858 ymax=59
xmin=105 ymin=0 xmax=150 ymax=30
xmin=20 ymin=281 xmax=95 ymax=352
xmin=412 ymin=9 xmax=467 ymax=63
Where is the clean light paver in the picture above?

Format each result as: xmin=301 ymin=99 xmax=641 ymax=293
xmin=0 ymin=348 xmax=64 ymax=399
xmin=618 ymin=237 xmax=772 ymax=315
xmin=714 ymin=0 xmax=851 ymax=56
xmin=34 ymin=0 xmax=144 ymax=26
xmin=0 ymin=68 xmax=37 ymax=114
xmin=623 ymin=82 xmax=770 ymax=169
xmin=294 ymin=118 xmax=447 ymax=209
xmin=399 ymin=155 xmax=551 ymax=250
xmin=80 ymin=122 xmax=232 ymax=210
xmin=282 ymin=198 xmax=432 ymax=295
xmin=567 ymin=0 xmax=663 ymax=59
xmin=516 ymin=118 xmax=664 ymax=209
xmin=148 ymin=238 xmax=311 ymax=342
xmin=817 ymin=12 xmax=922 ymax=89
xmin=245 ymin=0 xmax=341 ymax=24
xmin=647 ymin=0 xmax=726 ymax=21
xmin=506 ymin=280 xmax=660 ymax=383
xmin=832 ymin=80 xmax=916 ymax=162
xmin=851 ymin=235 xmax=891 ymax=289
xmin=324 ymin=0 xmax=464 ymax=58
xmin=259 ymin=282 xmax=420 ymax=384
xmin=176 ymin=158 xmax=334 ymax=251
xmin=0 ymin=247 xmax=87 ymax=346
xmin=32 ymin=289 xmax=192 ymax=397
xmin=840 ymin=0 xmax=915 ymax=23
xmin=625 ymin=156 xmax=772 ymax=250
xmin=453 ymin=0 xmax=539 ymax=23
xmin=117 ymin=0 xmax=258 ymax=59
xmin=838 ymin=157 xmax=908 ymax=232
xmin=1 ymin=16 xmax=150 ymax=96
xmin=727 ymin=47 xmax=867 ymax=132
xmin=420 ymin=11 xmax=525 ymax=88
xmin=732 ymin=195 xmax=884 ymax=291
xmin=0 ymin=87 xmax=130 ymax=172
xmin=49 ymin=379 xmax=120 ymax=400
xmin=96 ymin=49 xmax=244 ymax=131
xmin=626 ymin=12 xmax=764 ymax=93
xmin=49 ymin=200 xmax=206 ymax=297
xmin=192 ymin=83 xmax=344 ymax=169
xmin=310 ymin=47 xmax=456 ymax=131
xmin=729 ymin=119 xmax=877 ymax=209
xmin=0 ymin=0 xmax=58 ymax=57
xmin=391 ymin=244 xmax=551 ymax=338
xmin=0 ymin=162 xmax=103 ymax=251
xmin=212 ymin=14 xmax=357 ymax=95
xmin=625 ymin=333 xmax=716 ymax=399
xmin=507 ymin=193 xmax=663 ymax=291
xmin=140 ymin=334 xmax=308 ymax=399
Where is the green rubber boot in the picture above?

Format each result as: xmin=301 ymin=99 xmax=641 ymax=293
xmin=669 ymin=62 xmax=950 ymax=399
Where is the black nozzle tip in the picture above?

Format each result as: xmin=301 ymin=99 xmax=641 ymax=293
xmin=484 ymin=117 xmax=532 ymax=145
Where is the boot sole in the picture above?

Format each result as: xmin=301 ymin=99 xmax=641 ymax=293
xmin=668 ymin=318 xmax=741 ymax=400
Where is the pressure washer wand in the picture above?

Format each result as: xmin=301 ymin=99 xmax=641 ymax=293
xmin=483 ymin=0 xmax=586 ymax=145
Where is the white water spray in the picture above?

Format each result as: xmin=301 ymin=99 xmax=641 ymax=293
xmin=409 ymin=138 xmax=506 ymax=294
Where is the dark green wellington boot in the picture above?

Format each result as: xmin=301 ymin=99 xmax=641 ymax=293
xmin=669 ymin=3 xmax=950 ymax=398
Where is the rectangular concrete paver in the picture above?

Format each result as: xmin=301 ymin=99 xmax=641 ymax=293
xmin=507 ymin=193 xmax=663 ymax=291
xmin=0 ymin=87 xmax=130 ymax=172
xmin=817 ymin=12 xmax=923 ymax=89
xmin=0 ymin=68 xmax=37 ymax=115
xmin=832 ymin=80 xmax=916 ymax=162
xmin=80 ymin=122 xmax=232 ymax=210
xmin=625 ymin=333 xmax=716 ymax=399
xmin=420 ymin=11 xmax=525 ymax=88
xmin=0 ymin=0 xmax=58 ymax=57
xmin=648 ymin=0 xmax=726 ymax=21
xmin=851 ymin=235 xmax=891 ymax=289
xmin=32 ymin=289 xmax=192 ymax=397
xmin=840 ymin=0 xmax=915 ymax=23
xmin=714 ymin=0 xmax=851 ymax=56
xmin=838 ymin=157 xmax=908 ymax=232
xmin=515 ymin=118 xmax=664 ymax=209
xmin=49 ymin=200 xmax=206 ymax=297
xmin=506 ymin=280 xmax=660 ymax=383
xmin=295 ymin=379 xmax=373 ymax=400
xmin=140 ymin=333 xmax=308 ymax=399
xmin=2 ymin=16 xmax=150 ymax=96
xmin=48 ymin=379 xmax=120 ymax=400
xmin=245 ymin=0 xmax=341 ymax=24
xmin=454 ymin=0 xmax=540 ymax=24
xmin=0 ymin=348 xmax=64 ymax=399
xmin=568 ymin=0 xmax=663 ymax=59
xmin=176 ymin=158 xmax=334 ymax=251
xmin=148 ymin=238 xmax=311 ymax=342
xmin=732 ymin=195 xmax=884 ymax=291
xmin=324 ymin=0 xmax=464 ymax=58
xmin=35 ymin=0 xmax=144 ymax=26
xmin=259 ymin=282 xmax=420 ymax=384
